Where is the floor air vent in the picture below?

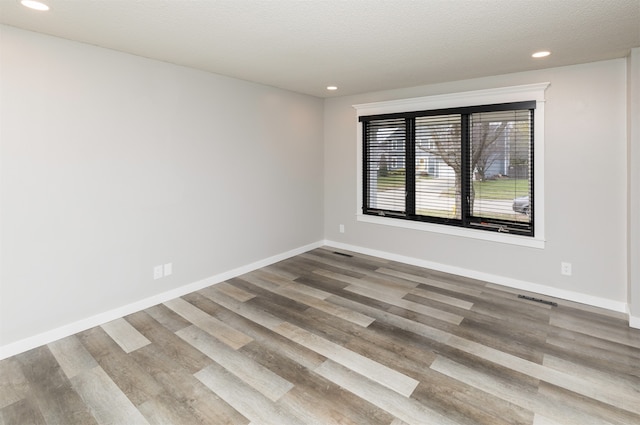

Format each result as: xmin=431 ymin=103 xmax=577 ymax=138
xmin=518 ymin=294 xmax=558 ymax=307
xmin=333 ymin=251 xmax=353 ymax=258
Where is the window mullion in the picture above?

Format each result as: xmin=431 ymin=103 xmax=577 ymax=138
xmin=460 ymin=115 xmax=471 ymax=226
xmin=406 ymin=118 xmax=416 ymax=216
xmin=362 ymin=121 xmax=369 ymax=213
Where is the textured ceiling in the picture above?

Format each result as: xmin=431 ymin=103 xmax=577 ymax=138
xmin=1 ymin=0 xmax=639 ymax=98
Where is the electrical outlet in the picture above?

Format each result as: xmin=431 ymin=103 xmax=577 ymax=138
xmin=561 ymin=262 xmax=572 ymax=276
xmin=164 ymin=263 xmax=172 ymax=276
xmin=339 ymin=224 xmax=345 ymax=233
xmin=153 ymin=265 xmax=163 ymax=280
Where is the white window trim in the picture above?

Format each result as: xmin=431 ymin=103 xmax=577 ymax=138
xmin=353 ymin=83 xmax=549 ymax=249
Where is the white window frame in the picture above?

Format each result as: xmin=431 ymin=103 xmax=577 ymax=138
xmin=354 ymin=83 xmax=549 ymax=249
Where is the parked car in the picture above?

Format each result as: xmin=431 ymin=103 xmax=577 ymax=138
xmin=512 ymin=196 xmax=530 ymax=216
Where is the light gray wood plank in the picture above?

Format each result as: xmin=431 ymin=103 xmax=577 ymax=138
xmin=71 ymin=366 xmax=149 ymax=425
xmin=446 ymin=334 xmax=640 ymax=416
xmin=252 ymin=268 xmax=334 ymax=300
xmin=125 ymin=310 xmax=213 ymax=374
xmin=37 ymin=383 xmax=101 ymax=425
xmin=431 ymin=357 xmax=626 ymax=425
xmin=542 ymin=354 xmax=640 ymax=416
xmin=241 ymin=272 xmax=375 ymax=328
xmin=430 ymin=355 xmax=609 ymax=425
xmin=536 ymin=381 xmax=640 ymax=425
xmin=283 ymin=280 xmax=333 ymax=300
xmin=274 ymin=380 xmax=394 ymax=425
xmin=262 ymin=263 xmax=300 ymax=281
xmin=327 ymin=295 xmax=452 ymax=344
xmin=130 ymin=341 xmax=247 ymax=424
xmin=251 ymin=268 xmax=299 ymax=286
xmin=548 ymin=326 xmax=640 ymax=361
xmin=145 ymin=304 xmax=192 ymax=333
xmin=532 ymin=414 xmax=565 ymax=425
xmin=210 ymin=306 xmax=328 ymax=372
xmin=411 ymin=367 xmax=533 ymax=425
xmin=240 ymin=272 xmax=281 ymax=291
xmin=366 ymin=274 xmax=420 ymax=291
xmin=278 ymin=286 xmax=375 ymax=327
xmin=375 ymin=267 xmax=484 ymax=297
xmin=195 ymin=362 xmax=305 ymax=425
xmin=409 ymin=286 xmax=474 ymax=310
xmin=545 ymin=333 xmax=640 ymax=378
xmin=178 ymin=325 xmax=294 ymax=402
xmin=164 ymin=297 xmax=253 ymax=349
xmin=301 ymin=253 xmax=414 ymax=294
xmin=277 ymin=387 xmax=393 ymax=425
xmin=315 ymin=269 xmax=411 ymax=299
xmin=214 ymin=281 xmax=256 ymax=302
xmin=237 ymin=335 xmax=395 ymax=425
xmin=0 ymin=398 xmax=46 ymax=425
xmin=100 ymin=318 xmax=151 ymax=353
xmin=200 ymin=286 xmax=287 ymax=331
xmin=48 ymin=335 xmax=99 ymax=379
xmin=345 ymin=284 xmax=464 ymax=325
xmin=314 ymin=360 xmax=460 ymax=425
xmin=15 ymin=345 xmax=99 ymax=425
xmin=137 ymin=393 xmax=207 ymax=425
xmin=467 ymin=296 xmax=552 ymax=333
xmin=0 ymin=358 xmax=29 ymax=409
xmin=274 ymin=322 xmax=419 ymax=397
xmin=550 ymin=312 xmax=640 ymax=349
xmin=16 ymin=346 xmax=68 ymax=392
xmin=79 ymin=326 xmax=163 ymax=407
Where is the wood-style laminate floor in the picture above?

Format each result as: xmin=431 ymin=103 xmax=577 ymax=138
xmin=2 ymin=247 xmax=639 ymax=425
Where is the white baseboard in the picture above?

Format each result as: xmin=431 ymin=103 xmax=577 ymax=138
xmin=0 ymin=240 xmax=323 ymax=360
xmin=324 ymin=240 xmax=629 ymax=315
xmin=630 ymin=315 xmax=640 ymax=329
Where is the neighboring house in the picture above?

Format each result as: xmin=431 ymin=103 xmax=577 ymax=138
xmin=377 ymin=121 xmax=529 ymax=181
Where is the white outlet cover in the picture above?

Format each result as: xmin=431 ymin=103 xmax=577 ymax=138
xmin=153 ymin=265 xmax=163 ymax=280
xmin=561 ymin=262 xmax=572 ymax=276
xmin=164 ymin=263 xmax=173 ymax=276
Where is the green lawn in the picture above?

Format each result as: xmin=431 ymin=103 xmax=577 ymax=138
xmin=376 ymin=176 xmax=529 ymax=200
xmin=416 ymin=208 xmax=458 ymax=219
xmin=438 ymin=178 xmax=528 ymax=199
xmin=473 ymin=178 xmax=529 ymax=200
xmin=377 ymin=174 xmax=406 ymax=190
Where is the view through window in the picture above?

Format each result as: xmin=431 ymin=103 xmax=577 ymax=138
xmin=362 ymin=102 xmax=534 ymax=236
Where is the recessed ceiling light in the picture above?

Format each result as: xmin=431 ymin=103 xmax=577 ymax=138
xmin=532 ymin=51 xmax=551 ymax=58
xmin=326 ymin=86 xmax=338 ymax=91
xmin=20 ymin=0 xmax=49 ymax=11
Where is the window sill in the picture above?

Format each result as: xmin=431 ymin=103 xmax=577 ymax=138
xmin=357 ymin=214 xmax=545 ymax=249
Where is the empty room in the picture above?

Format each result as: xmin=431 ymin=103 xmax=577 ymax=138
xmin=1 ymin=0 xmax=639 ymax=424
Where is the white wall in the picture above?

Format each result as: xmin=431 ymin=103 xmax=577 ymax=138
xmin=324 ymin=60 xmax=628 ymax=311
xmin=629 ymin=48 xmax=640 ymax=327
xmin=0 ymin=26 xmax=324 ymax=350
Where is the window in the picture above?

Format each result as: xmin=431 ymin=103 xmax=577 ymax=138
xmin=355 ymin=83 xmax=548 ymax=247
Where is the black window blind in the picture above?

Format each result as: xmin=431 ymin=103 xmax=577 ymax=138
xmin=361 ymin=102 xmax=535 ymax=236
